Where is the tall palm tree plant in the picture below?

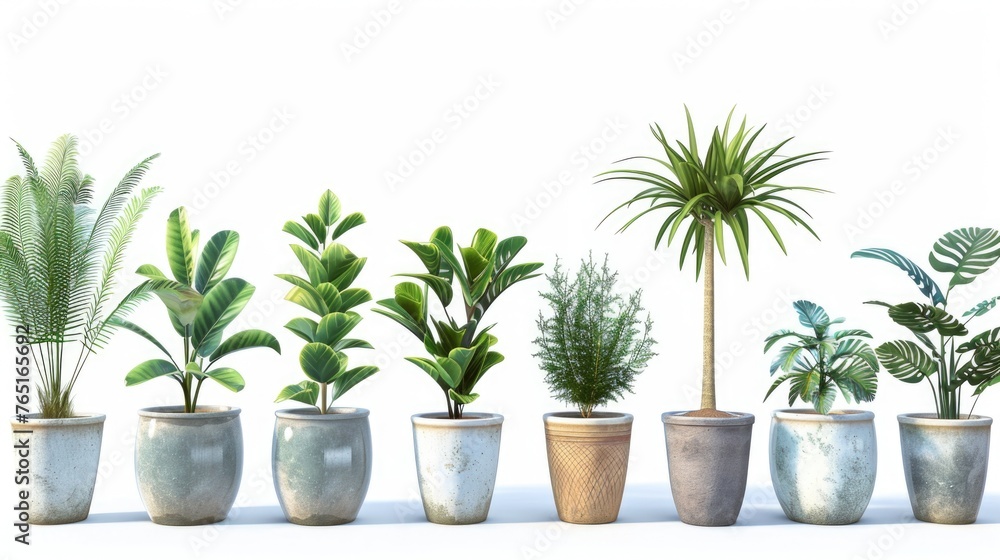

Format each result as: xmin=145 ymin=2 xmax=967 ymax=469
xmin=0 ymin=135 xmax=161 ymax=418
xmin=597 ymin=107 xmax=828 ymax=412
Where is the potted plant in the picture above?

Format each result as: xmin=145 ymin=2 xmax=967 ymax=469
xmin=597 ymin=107 xmax=828 ymax=525
xmin=114 ymin=206 xmax=281 ymax=525
xmin=271 ymin=190 xmax=379 ymax=526
xmin=853 ymin=227 xmax=1000 ymax=524
xmin=374 ymin=226 xmax=542 ymax=524
xmin=763 ymin=300 xmax=879 ymax=524
xmin=533 ymin=253 xmax=655 ymax=524
xmin=0 ymin=135 xmax=160 ymax=524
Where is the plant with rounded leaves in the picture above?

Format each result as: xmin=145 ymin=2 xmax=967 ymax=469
xmin=597 ymin=106 xmax=828 ymax=412
xmin=115 ymin=207 xmax=281 ymax=413
xmin=853 ymin=227 xmax=1000 ymax=419
xmin=375 ymin=227 xmax=542 ymax=419
xmin=274 ymin=190 xmax=378 ymax=414
xmin=764 ymin=300 xmax=879 ymax=415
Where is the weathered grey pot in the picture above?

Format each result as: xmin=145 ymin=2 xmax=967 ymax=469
xmin=662 ymin=411 xmax=754 ymax=526
xmin=135 ymin=406 xmax=243 ymax=525
xmin=898 ymin=413 xmax=992 ymax=524
xmin=543 ymin=411 xmax=633 ymax=524
xmin=9 ymin=413 xmax=105 ymax=524
xmin=770 ymin=409 xmax=876 ymax=524
xmin=411 ymin=412 xmax=503 ymax=525
xmin=272 ymin=407 xmax=373 ymax=525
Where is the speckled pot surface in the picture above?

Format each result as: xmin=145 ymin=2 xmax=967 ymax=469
xmin=898 ymin=413 xmax=992 ymax=524
xmin=135 ymin=406 xmax=243 ymax=526
xmin=769 ymin=409 xmax=876 ymax=524
xmin=411 ymin=412 xmax=503 ymax=525
xmin=10 ymin=413 xmax=105 ymax=524
xmin=272 ymin=407 xmax=372 ymax=526
xmin=662 ymin=411 xmax=754 ymax=526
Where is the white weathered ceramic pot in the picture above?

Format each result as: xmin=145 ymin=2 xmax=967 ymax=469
xmin=9 ymin=413 xmax=105 ymax=524
xmin=272 ymin=407 xmax=373 ymax=525
xmin=898 ymin=413 xmax=992 ymax=524
xmin=411 ymin=412 xmax=503 ymax=525
xmin=135 ymin=406 xmax=243 ymax=525
xmin=769 ymin=409 xmax=877 ymax=524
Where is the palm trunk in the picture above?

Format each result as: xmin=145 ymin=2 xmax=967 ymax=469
xmin=702 ymin=222 xmax=716 ymax=411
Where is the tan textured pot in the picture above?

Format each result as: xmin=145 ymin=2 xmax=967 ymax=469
xmin=543 ymin=411 xmax=633 ymax=524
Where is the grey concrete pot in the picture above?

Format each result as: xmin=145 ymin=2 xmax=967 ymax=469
xmin=9 ymin=413 xmax=105 ymax=524
xmin=272 ymin=407 xmax=373 ymax=525
xmin=411 ymin=412 xmax=503 ymax=525
xmin=662 ymin=411 xmax=754 ymax=526
xmin=135 ymin=406 xmax=243 ymax=525
xmin=898 ymin=413 xmax=992 ymax=524
xmin=769 ymin=409 xmax=876 ymax=524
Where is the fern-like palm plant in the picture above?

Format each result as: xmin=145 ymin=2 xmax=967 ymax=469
xmin=597 ymin=106 xmax=828 ymax=412
xmin=0 ymin=135 xmax=161 ymax=418
xmin=763 ymin=300 xmax=879 ymax=415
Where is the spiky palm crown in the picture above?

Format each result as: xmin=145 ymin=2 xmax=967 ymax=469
xmin=0 ymin=135 xmax=160 ymax=417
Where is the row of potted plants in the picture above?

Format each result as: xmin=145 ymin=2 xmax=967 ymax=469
xmin=2 ymin=113 xmax=997 ymax=530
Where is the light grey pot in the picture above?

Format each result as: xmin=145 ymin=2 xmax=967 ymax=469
xmin=898 ymin=413 xmax=992 ymax=524
xmin=272 ymin=407 xmax=373 ymax=526
xmin=135 ymin=406 xmax=243 ymax=525
xmin=9 ymin=413 xmax=105 ymax=524
xmin=662 ymin=411 xmax=754 ymax=526
xmin=411 ymin=412 xmax=503 ymax=525
xmin=770 ymin=409 xmax=876 ymax=525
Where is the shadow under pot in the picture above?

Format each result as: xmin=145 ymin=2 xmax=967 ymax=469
xmin=662 ymin=410 xmax=754 ymax=526
xmin=769 ymin=409 xmax=877 ymax=525
xmin=543 ymin=411 xmax=633 ymax=524
xmin=898 ymin=413 xmax=992 ymax=524
xmin=411 ymin=412 xmax=503 ymax=525
xmin=135 ymin=406 xmax=243 ymax=525
xmin=272 ymin=407 xmax=373 ymax=525
xmin=10 ymin=413 xmax=105 ymax=524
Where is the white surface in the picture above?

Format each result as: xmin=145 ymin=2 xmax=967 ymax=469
xmin=2 ymin=1 xmax=999 ymax=558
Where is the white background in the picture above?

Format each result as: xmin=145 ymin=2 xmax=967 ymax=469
xmin=3 ymin=1 xmax=1000 ymax=558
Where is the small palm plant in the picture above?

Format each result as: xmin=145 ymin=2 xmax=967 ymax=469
xmin=274 ymin=190 xmax=379 ymax=413
xmin=597 ymin=106 xmax=828 ymax=413
xmin=763 ymin=300 xmax=879 ymax=414
xmin=0 ymin=135 xmax=161 ymax=418
xmin=533 ymin=253 xmax=656 ymax=418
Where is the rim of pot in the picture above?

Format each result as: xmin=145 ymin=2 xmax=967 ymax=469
xmin=10 ymin=412 xmax=106 ymax=426
xmin=543 ymin=411 xmax=634 ymax=425
xmin=275 ymin=407 xmax=370 ymax=420
xmin=772 ymin=409 xmax=874 ymax=422
xmin=661 ymin=410 xmax=754 ymax=426
xmin=411 ymin=412 xmax=503 ymax=427
xmin=898 ymin=413 xmax=993 ymax=427
xmin=138 ymin=405 xmax=241 ymax=419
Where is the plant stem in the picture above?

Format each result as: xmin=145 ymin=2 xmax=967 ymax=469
xmin=320 ymin=382 xmax=328 ymax=415
xmin=701 ymin=221 xmax=716 ymax=411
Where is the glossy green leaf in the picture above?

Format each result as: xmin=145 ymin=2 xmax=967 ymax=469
xmin=299 ymin=342 xmax=347 ymax=384
xmin=209 ymin=329 xmax=280 ymax=363
xmin=887 ymin=302 xmax=967 ymax=337
xmin=202 ymin=367 xmax=245 ymax=392
xmin=331 ymin=365 xmax=379 ymax=402
xmin=318 ymin=189 xmax=342 ymax=227
xmin=448 ymin=389 xmax=479 ymax=405
xmin=194 ymin=230 xmax=239 ymax=294
xmin=851 ymin=248 xmax=946 ymax=305
xmin=193 ymin=278 xmax=255 ymax=357
xmin=928 ymin=228 xmax=1000 ymax=289
xmin=275 ymin=380 xmax=319 ymax=406
xmin=125 ymin=359 xmax=179 ymax=386
xmin=398 ymin=273 xmax=453 ymax=308
xmin=965 ymin=296 xmax=1000 ymax=318
xmin=291 ymin=244 xmax=326 ymax=285
xmin=165 ymin=207 xmax=196 ymax=285
xmin=282 ymin=220 xmax=319 ymax=251
xmin=315 ymin=312 xmax=362 ymax=347
xmin=108 ymin=317 xmax=175 ymax=363
xmin=876 ymin=340 xmax=937 ymax=383
xmin=331 ymin=212 xmax=366 ymax=240
xmin=285 ymin=317 xmax=319 ymax=343
xmin=303 ymin=213 xmax=327 ymax=245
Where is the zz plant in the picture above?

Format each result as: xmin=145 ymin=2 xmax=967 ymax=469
xmin=375 ymin=227 xmax=542 ymax=419
xmin=853 ymin=227 xmax=1000 ymax=419
xmin=0 ymin=135 xmax=160 ymax=418
xmin=533 ymin=253 xmax=656 ymax=418
xmin=115 ymin=207 xmax=281 ymax=413
xmin=275 ymin=190 xmax=379 ymax=413
xmin=763 ymin=300 xmax=879 ymax=415
xmin=597 ymin=106 xmax=827 ymax=413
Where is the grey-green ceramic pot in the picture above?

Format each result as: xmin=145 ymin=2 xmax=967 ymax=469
xmin=135 ymin=406 xmax=243 ymax=525
xmin=272 ymin=407 xmax=373 ymax=525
